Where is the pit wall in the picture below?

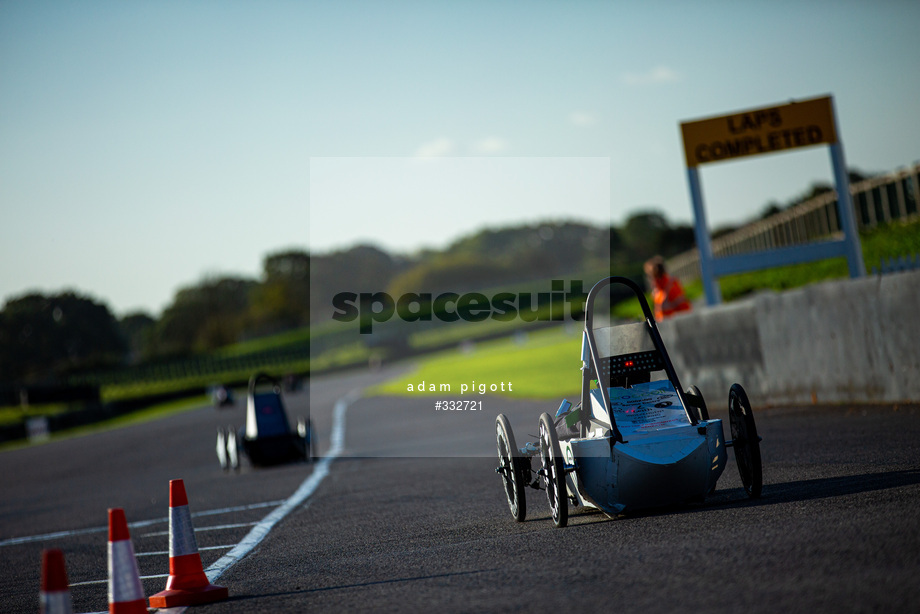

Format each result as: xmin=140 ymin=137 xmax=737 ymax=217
xmin=657 ymin=269 xmax=920 ymax=408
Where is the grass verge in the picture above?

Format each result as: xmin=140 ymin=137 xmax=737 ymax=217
xmin=0 ymin=395 xmax=209 ymax=453
xmin=368 ymin=326 xmax=583 ymax=400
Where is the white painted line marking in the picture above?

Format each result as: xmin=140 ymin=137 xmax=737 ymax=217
xmin=203 ymin=389 xmax=357 ymax=583
xmin=140 ymin=521 xmax=258 ymax=538
xmin=0 ymin=526 xmax=108 ymax=547
xmin=135 ymin=544 xmax=235 ymax=557
xmin=192 ymin=499 xmax=287 ymax=518
xmin=69 ymin=573 xmax=169 ymax=587
xmin=0 ymin=499 xmax=287 ymax=547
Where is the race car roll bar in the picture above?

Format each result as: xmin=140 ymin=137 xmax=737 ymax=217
xmin=579 ymin=276 xmax=697 ymax=443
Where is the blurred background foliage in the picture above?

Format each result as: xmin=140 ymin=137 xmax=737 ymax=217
xmin=4 ymin=186 xmax=915 ymax=388
xmin=2 ymin=210 xmax=697 ymax=384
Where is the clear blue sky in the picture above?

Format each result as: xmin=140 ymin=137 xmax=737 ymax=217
xmin=2 ymin=1 xmax=918 ymax=316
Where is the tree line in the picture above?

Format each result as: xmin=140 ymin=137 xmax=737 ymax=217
xmin=1 ymin=211 xmax=696 ymax=385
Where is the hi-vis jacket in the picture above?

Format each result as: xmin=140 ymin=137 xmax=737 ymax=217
xmin=652 ymin=274 xmax=691 ymax=321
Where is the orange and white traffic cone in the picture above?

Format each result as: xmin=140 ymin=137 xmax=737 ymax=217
xmin=148 ymin=479 xmax=228 ymax=608
xmin=40 ymin=549 xmax=73 ymax=614
xmin=107 ymin=508 xmax=147 ymax=614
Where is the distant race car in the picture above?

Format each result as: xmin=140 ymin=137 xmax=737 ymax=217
xmin=217 ymin=372 xmax=314 ymax=470
xmin=210 ymin=384 xmax=235 ymax=408
xmin=496 ymin=276 xmax=762 ymax=527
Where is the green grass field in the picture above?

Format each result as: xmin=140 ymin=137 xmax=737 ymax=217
xmin=0 ymin=403 xmax=68 ymax=427
xmin=369 ymin=326 xmax=583 ymax=400
xmin=722 ymin=217 xmax=920 ymax=300
xmin=0 ymin=394 xmax=208 ymax=451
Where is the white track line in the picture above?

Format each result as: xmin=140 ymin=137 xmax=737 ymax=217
xmin=192 ymin=499 xmax=287 ymax=518
xmin=70 ymin=573 xmax=169 ymax=587
xmin=204 ymin=389 xmax=357 ymax=583
xmin=136 ymin=544 xmax=235 ymax=557
xmin=140 ymin=522 xmax=258 ymax=538
xmin=0 ymin=499 xmax=286 ymax=548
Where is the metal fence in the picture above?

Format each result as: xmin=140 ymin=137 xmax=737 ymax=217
xmin=668 ymin=162 xmax=920 ymax=281
xmin=872 ymin=253 xmax=920 ymax=275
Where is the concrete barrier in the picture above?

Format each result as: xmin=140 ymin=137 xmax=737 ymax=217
xmin=657 ymin=269 xmax=920 ymax=407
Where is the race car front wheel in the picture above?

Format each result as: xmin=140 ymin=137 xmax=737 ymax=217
xmin=496 ymin=414 xmax=526 ymax=522
xmin=216 ymin=427 xmax=228 ymax=470
xmin=729 ymin=384 xmax=762 ymax=498
xmin=226 ymin=426 xmax=240 ymax=471
xmin=539 ymin=412 xmax=568 ymax=528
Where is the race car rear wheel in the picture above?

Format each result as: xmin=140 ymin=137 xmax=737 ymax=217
xmin=729 ymin=384 xmax=762 ymax=498
xmin=298 ymin=417 xmax=315 ymax=462
xmin=496 ymin=414 xmax=526 ymax=522
xmin=539 ymin=412 xmax=568 ymax=528
xmin=308 ymin=422 xmax=317 ymax=462
xmin=685 ymin=385 xmax=710 ymax=421
xmin=226 ymin=425 xmax=240 ymax=471
xmin=216 ymin=427 xmax=228 ymax=470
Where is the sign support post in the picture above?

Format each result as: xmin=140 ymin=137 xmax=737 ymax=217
xmin=829 ymin=140 xmax=866 ymax=278
xmin=680 ymin=95 xmax=864 ymax=306
xmin=686 ymin=166 xmax=721 ymax=305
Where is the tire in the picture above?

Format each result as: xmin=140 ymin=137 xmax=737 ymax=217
xmin=539 ymin=412 xmax=568 ymax=528
xmin=306 ymin=419 xmax=316 ymax=462
xmin=685 ymin=385 xmax=710 ymax=421
xmin=728 ymin=384 xmax=762 ymax=498
xmin=496 ymin=414 xmax=526 ymax=522
xmin=298 ymin=418 xmax=314 ymax=462
xmin=227 ymin=425 xmax=240 ymax=471
xmin=216 ymin=427 xmax=228 ymax=470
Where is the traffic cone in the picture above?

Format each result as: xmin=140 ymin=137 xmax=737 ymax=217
xmin=40 ymin=549 xmax=73 ymax=614
xmin=148 ymin=479 xmax=228 ymax=608
xmin=107 ymin=508 xmax=147 ymax=614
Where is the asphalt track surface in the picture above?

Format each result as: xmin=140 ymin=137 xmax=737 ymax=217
xmin=2 ymin=364 xmax=919 ymax=613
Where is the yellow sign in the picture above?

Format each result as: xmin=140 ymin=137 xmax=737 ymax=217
xmin=681 ymin=96 xmax=838 ymax=167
